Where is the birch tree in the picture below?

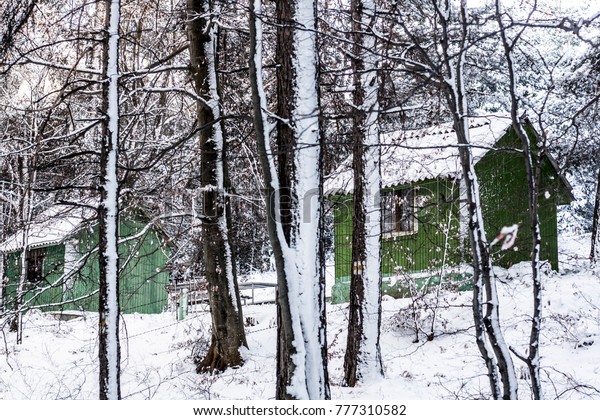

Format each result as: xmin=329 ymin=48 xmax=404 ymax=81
xmin=343 ymin=0 xmax=384 ymax=387
xmin=186 ymin=0 xmax=247 ymax=372
xmin=249 ymin=0 xmax=329 ymax=400
xmin=98 ymin=0 xmax=122 ymax=400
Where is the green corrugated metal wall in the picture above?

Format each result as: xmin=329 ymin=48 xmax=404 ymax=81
xmin=476 ymin=126 xmax=564 ymax=271
xmin=118 ymin=219 xmax=169 ymax=314
xmin=331 ymin=126 xmax=569 ymax=303
xmin=3 ymin=216 xmax=169 ymax=314
xmin=5 ymin=244 xmax=67 ymax=312
xmin=332 ymin=178 xmax=466 ymax=302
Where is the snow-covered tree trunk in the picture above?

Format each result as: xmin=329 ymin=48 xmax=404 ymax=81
xmin=250 ymin=0 xmax=329 ymax=400
xmin=0 ymin=257 xmax=4 ymax=311
xmin=249 ymin=0 xmax=294 ymax=397
xmin=508 ymin=118 xmax=544 ymax=399
xmin=0 ymin=184 xmax=5 ymax=304
xmin=186 ymin=0 xmax=247 ymax=372
xmin=1 ymin=178 xmax=14 ymax=315
xmin=343 ymin=0 xmax=384 ymax=387
xmin=14 ymin=179 xmax=32 ymax=344
xmin=11 ymin=148 xmax=37 ymax=345
xmin=14 ymin=216 xmax=30 ymax=344
xmin=496 ymin=0 xmax=543 ymax=399
xmin=590 ymin=169 xmax=600 ymax=263
xmin=98 ymin=0 xmax=121 ymax=400
xmin=438 ymin=0 xmax=518 ymax=400
xmin=289 ymin=0 xmax=329 ymax=398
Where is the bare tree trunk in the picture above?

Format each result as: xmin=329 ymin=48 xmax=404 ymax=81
xmin=98 ymin=0 xmax=121 ymax=400
xmin=438 ymin=0 xmax=517 ymax=399
xmin=249 ymin=0 xmax=329 ymax=400
xmin=590 ymin=168 xmax=600 ymax=263
xmin=275 ymin=0 xmax=295 ymax=245
xmin=511 ymin=117 xmax=543 ymax=400
xmin=0 ymin=183 xmax=6 ymax=312
xmin=186 ymin=0 xmax=247 ymax=373
xmin=11 ymin=155 xmax=34 ymax=344
xmin=0 ymin=255 xmax=4 ymax=311
xmin=452 ymin=117 xmax=503 ymax=399
xmin=496 ymin=0 xmax=543 ymax=399
xmin=344 ymin=0 xmax=383 ymax=387
xmin=249 ymin=0 xmax=297 ymax=398
xmin=273 ymin=0 xmax=298 ymax=398
xmin=14 ymin=225 xmax=29 ymax=344
xmin=282 ymin=0 xmax=329 ymax=400
xmin=11 ymin=136 xmax=39 ymax=344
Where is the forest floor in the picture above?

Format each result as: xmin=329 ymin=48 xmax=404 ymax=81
xmin=0 ymin=233 xmax=599 ymax=400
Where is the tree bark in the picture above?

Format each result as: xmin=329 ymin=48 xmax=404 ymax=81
xmin=343 ymin=0 xmax=384 ymax=387
xmin=438 ymin=0 xmax=517 ymax=399
xmin=186 ymin=0 xmax=247 ymax=373
xmin=590 ymin=168 xmax=600 ymax=263
xmin=275 ymin=0 xmax=295 ymax=245
xmin=273 ymin=0 xmax=299 ymax=398
xmin=496 ymin=0 xmax=543 ymax=398
xmin=98 ymin=0 xmax=122 ymax=400
xmin=250 ymin=0 xmax=329 ymax=400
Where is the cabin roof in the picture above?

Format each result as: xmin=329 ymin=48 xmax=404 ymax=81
xmin=325 ymin=115 xmax=512 ymax=194
xmin=0 ymin=206 xmax=93 ymax=254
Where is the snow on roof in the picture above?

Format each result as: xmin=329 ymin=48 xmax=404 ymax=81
xmin=0 ymin=205 xmax=94 ymax=253
xmin=325 ymin=115 xmax=512 ymax=194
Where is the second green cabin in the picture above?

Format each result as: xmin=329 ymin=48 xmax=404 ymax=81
xmin=326 ymin=116 xmax=573 ymax=304
xmin=0 ymin=206 xmax=170 ymax=314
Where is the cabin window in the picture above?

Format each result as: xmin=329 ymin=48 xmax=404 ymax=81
xmin=381 ymin=188 xmax=416 ymax=236
xmin=26 ymin=248 xmax=45 ymax=284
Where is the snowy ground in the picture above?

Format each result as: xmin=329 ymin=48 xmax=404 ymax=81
xmin=1 ymin=233 xmax=599 ymax=400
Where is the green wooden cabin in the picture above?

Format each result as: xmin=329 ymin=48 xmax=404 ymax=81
xmin=0 ymin=206 xmax=170 ymax=314
xmin=326 ymin=116 xmax=573 ymax=304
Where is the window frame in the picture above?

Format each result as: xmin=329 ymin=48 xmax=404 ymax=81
xmin=381 ymin=187 xmax=418 ymax=238
xmin=26 ymin=248 xmax=45 ymax=284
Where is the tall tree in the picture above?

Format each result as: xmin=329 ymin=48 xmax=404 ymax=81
xmin=186 ymin=0 xmax=247 ymax=372
xmin=495 ymin=0 xmax=544 ymax=399
xmin=388 ymin=0 xmax=518 ymax=398
xmin=98 ymin=0 xmax=122 ymax=400
xmin=277 ymin=0 xmax=329 ymax=400
xmin=343 ymin=0 xmax=384 ymax=387
xmin=439 ymin=0 xmax=517 ymax=399
xmin=438 ymin=0 xmax=517 ymax=399
xmin=249 ymin=0 xmax=329 ymax=400
xmin=11 ymin=152 xmax=37 ymax=345
xmin=590 ymin=163 xmax=600 ymax=262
